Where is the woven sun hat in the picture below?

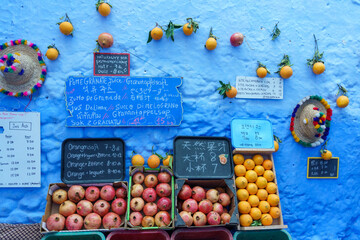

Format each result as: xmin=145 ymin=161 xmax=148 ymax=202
xmin=0 ymin=39 xmax=46 ymax=97
xmin=290 ymin=95 xmax=332 ymax=147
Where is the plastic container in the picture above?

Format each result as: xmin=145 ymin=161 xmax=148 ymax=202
xmin=107 ymin=230 xmax=170 ymax=240
xmin=41 ymin=231 xmax=105 ymax=240
xmin=233 ymin=230 xmax=292 ymax=240
xmin=171 ymin=227 xmax=233 ymax=240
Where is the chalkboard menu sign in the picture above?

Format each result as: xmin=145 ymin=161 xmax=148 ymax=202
xmin=61 ymin=138 xmax=125 ymax=184
xmin=94 ymin=53 xmax=130 ymax=76
xmin=307 ymin=157 xmax=339 ymax=179
xmin=173 ymin=136 xmax=233 ymax=179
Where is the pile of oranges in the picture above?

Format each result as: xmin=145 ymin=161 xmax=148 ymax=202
xmin=234 ymin=153 xmax=281 ymax=227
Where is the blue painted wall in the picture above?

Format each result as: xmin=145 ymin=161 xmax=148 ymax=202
xmin=1 ymin=0 xmax=360 ymax=239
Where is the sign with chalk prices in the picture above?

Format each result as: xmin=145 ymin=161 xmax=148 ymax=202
xmin=94 ymin=53 xmax=130 ymax=76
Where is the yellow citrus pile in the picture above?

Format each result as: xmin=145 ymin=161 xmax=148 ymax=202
xmin=234 ymin=153 xmax=281 ymax=227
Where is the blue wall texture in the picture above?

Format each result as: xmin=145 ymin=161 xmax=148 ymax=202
xmin=1 ymin=1 xmax=360 ymax=239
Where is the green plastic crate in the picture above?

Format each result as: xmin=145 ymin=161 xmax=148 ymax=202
xmin=234 ymin=230 xmax=292 ymax=240
xmin=41 ymin=232 xmax=105 ymax=240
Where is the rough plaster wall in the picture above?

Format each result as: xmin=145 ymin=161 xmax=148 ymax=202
xmin=0 ymin=0 xmax=360 ymax=239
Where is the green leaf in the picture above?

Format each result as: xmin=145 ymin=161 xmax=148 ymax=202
xmin=271 ymin=22 xmax=281 ymax=40
xmin=147 ymin=30 xmax=153 ymax=43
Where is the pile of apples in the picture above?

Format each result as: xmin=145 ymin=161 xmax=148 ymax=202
xmin=129 ymin=171 xmax=172 ymax=228
xmin=178 ymin=185 xmax=232 ymax=226
xmin=46 ymin=185 xmax=127 ymax=231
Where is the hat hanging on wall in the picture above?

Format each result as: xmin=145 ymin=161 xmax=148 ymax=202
xmin=0 ymin=39 xmax=46 ymax=97
xmin=290 ymin=95 xmax=332 ymax=147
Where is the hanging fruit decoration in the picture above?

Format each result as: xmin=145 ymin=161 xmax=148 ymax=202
xmin=217 ymin=81 xmax=237 ymax=99
xmin=96 ymin=0 xmax=112 ymax=17
xmin=94 ymin=33 xmax=114 ymax=52
xmin=273 ymin=135 xmax=282 ymax=152
xmin=46 ymin=44 xmax=60 ymax=61
xmin=336 ymin=84 xmax=349 ymax=108
xmin=256 ymin=61 xmax=270 ymax=78
xmin=57 ymin=13 xmax=74 ymax=36
xmin=205 ymin=27 xmax=218 ymax=50
xmin=230 ymin=32 xmax=244 ymax=47
xmin=307 ymin=34 xmax=325 ymax=75
xmin=276 ymin=55 xmax=293 ymax=79
xmin=182 ymin=18 xmax=199 ymax=36
xmin=147 ymin=24 xmax=164 ymax=43
xmin=320 ymin=139 xmax=332 ymax=160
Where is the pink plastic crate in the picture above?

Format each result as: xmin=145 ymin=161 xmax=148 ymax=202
xmin=107 ymin=230 xmax=170 ymax=240
xmin=171 ymin=227 xmax=233 ymax=240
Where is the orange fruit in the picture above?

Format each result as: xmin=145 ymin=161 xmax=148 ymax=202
xmin=226 ymin=86 xmax=237 ymax=98
xmin=244 ymin=159 xmax=255 ymax=170
xmin=238 ymin=201 xmax=251 ymax=214
xmin=312 ymin=62 xmax=325 ymax=75
xmin=257 ymin=67 xmax=267 ymax=78
xmin=151 ymin=27 xmax=163 ymax=40
xmin=337 ymin=96 xmax=349 ymax=108
xmin=256 ymin=177 xmax=268 ymax=189
xmin=147 ymin=154 xmax=160 ymax=168
xmin=248 ymin=195 xmax=259 ymax=207
xmin=269 ymin=207 xmax=281 ymax=219
xmin=237 ymin=189 xmax=249 ymax=201
xmin=256 ymin=189 xmax=268 ymax=201
xmin=46 ymin=48 xmax=59 ymax=60
xmin=245 ymin=170 xmax=257 ymax=183
xmin=258 ymin=201 xmax=270 ymax=213
xmin=233 ymin=154 xmax=245 ymax=165
xmin=235 ymin=165 xmax=246 ymax=177
xmin=252 ymin=155 xmax=264 ymax=165
xmin=205 ymin=37 xmax=217 ymax=50
xmin=59 ymin=21 xmax=73 ymax=36
xmin=266 ymin=182 xmax=277 ymax=194
xmin=250 ymin=207 xmax=262 ymax=220
xmin=321 ymin=150 xmax=332 ymax=160
xmin=246 ymin=183 xmax=258 ymax=195
xmin=254 ymin=165 xmax=265 ymax=176
xmin=267 ymin=194 xmax=280 ymax=207
xmin=98 ymin=3 xmax=111 ymax=16
xmin=163 ymin=155 xmax=172 ymax=166
xmin=240 ymin=214 xmax=253 ymax=227
xmin=183 ymin=23 xmax=193 ymax=36
xmin=261 ymin=214 xmax=273 ymax=226
xmin=263 ymin=170 xmax=275 ymax=182
xmin=131 ymin=154 xmax=144 ymax=166
xmin=262 ymin=160 xmax=273 ymax=170
xmin=274 ymin=141 xmax=279 ymax=152
xmin=279 ymin=66 xmax=293 ymax=79
xmin=236 ymin=176 xmax=248 ymax=189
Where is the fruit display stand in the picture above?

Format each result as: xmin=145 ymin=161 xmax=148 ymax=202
xmin=41 ymin=138 xmax=128 ymax=233
xmin=233 ymin=229 xmax=292 ymax=240
xmin=126 ymin=166 xmax=175 ymax=230
xmin=173 ymin=136 xmax=238 ymax=228
xmin=106 ymin=229 xmax=170 ymax=240
xmin=41 ymin=231 xmax=106 ymax=240
xmin=171 ymin=227 xmax=233 ymax=240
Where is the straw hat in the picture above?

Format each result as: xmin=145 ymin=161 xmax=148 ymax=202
xmin=0 ymin=39 xmax=46 ymax=97
xmin=290 ymin=95 xmax=332 ymax=147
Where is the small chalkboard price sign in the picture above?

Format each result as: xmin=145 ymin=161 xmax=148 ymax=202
xmin=61 ymin=138 xmax=125 ymax=184
xmin=94 ymin=53 xmax=130 ymax=76
xmin=307 ymin=157 xmax=339 ymax=179
xmin=173 ymin=136 xmax=233 ymax=179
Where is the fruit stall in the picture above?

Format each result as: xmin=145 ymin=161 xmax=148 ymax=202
xmin=0 ymin=1 xmax=358 ymax=240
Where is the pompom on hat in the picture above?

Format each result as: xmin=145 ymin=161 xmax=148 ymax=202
xmin=0 ymin=39 xmax=46 ymax=97
xmin=290 ymin=95 xmax=332 ymax=147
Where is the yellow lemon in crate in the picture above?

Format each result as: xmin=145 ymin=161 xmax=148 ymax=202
xmin=267 ymin=194 xmax=280 ymax=207
xmin=256 ymin=189 xmax=268 ymax=201
xmin=261 ymin=213 xmax=273 ymax=226
xmin=250 ymin=207 xmax=262 ymax=220
xmin=233 ymin=154 xmax=245 ymax=165
xmin=264 ymin=170 xmax=275 ymax=182
xmin=238 ymin=201 xmax=251 ymax=214
xmin=248 ymin=195 xmax=260 ymax=207
xmin=244 ymin=159 xmax=255 ymax=170
xmin=266 ymin=182 xmax=277 ymax=194
xmin=254 ymin=165 xmax=265 ymax=176
xmin=240 ymin=214 xmax=253 ymax=227
xmin=252 ymin=154 xmax=264 ymax=165
xmin=235 ymin=177 xmax=248 ymax=189
xmin=259 ymin=201 xmax=271 ymax=213
xmin=246 ymin=183 xmax=258 ymax=195
xmin=237 ymin=189 xmax=249 ymax=201
xmin=256 ymin=177 xmax=268 ymax=189
xmin=235 ymin=165 xmax=246 ymax=177
xmin=262 ymin=160 xmax=273 ymax=170
xmin=269 ymin=207 xmax=281 ymax=219
xmin=245 ymin=170 xmax=257 ymax=183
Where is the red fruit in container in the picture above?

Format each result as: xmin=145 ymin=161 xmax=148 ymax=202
xmin=142 ymin=216 xmax=155 ymax=227
xmin=93 ymin=200 xmax=110 ymax=217
xmin=68 ymin=185 xmax=85 ymax=203
xmin=182 ymin=198 xmax=198 ymax=214
xmin=46 ymin=213 xmax=65 ymax=231
xmin=131 ymin=184 xmax=144 ymax=198
xmin=133 ymin=172 xmax=145 ymax=184
xmin=129 ymin=212 xmax=143 ymax=226
xmin=206 ymin=189 xmax=219 ymax=203
xmin=178 ymin=184 xmax=192 ymax=200
xmin=219 ymin=193 xmax=231 ymax=207
xmin=100 ymin=185 xmax=116 ymax=201
xmin=207 ymin=211 xmax=221 ymax=225
xmin=115 ymin=187 xmax=127 ymax=199
xmin=180 ymin=211 xmax=193 ymax=226
xmin=156 ymin=183 xmax=172 ymax=197
xmin=221 ymin=212 xmax=231 ymax=224
xmin=213 ymin=202 xmax=224 ymax=215
xmin=193 ymin=211 xmax=207 ymax=226
xmin=59 ymin=200 xmax=76 ymax=217
xmin=142 ymin=188 xmax=157 ymax=202
xmin=192 ymin=186 xmax=206 ymax=202
xmin=65 ymin=214 xmax=83 ymax=230
xmin=77 ymin=200 xmax=93 ymax=217
xmin=52 ymin=189 xmax=67 ymax=204
xmin=143 ymin=202 xmax=158 ymax=216
xmin=198 ymin=199 xmax=213 ymax=214
xmin=158 ymin=172 xmax=171 ymax=183
xmin=154 ymin=211 xmax=171 ymax=227
xmin=103 ymin=212 xmax=121 ymax=229
xmin=130 ymin=197 xmax=145 ymax=212
xmin=84 ymin=213 xmax=101 ymax=230
xmin=85 ymin=186 xmax=100 ymax=202
xmin=111 ymin=198 xmax=127 ymax=215
xmin=157 ymin=197 xmax=172 ymax=211
xmin=144 ymin=174 xmax=158 ymax=188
